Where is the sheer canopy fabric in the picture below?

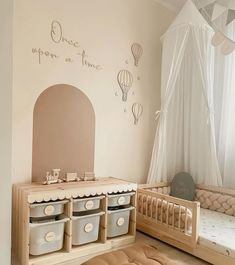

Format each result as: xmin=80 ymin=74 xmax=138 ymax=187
xmin=214 ymin=0 xmax=235 ymax=188
xmin=148 ymin=0 xmax=222 ymax=186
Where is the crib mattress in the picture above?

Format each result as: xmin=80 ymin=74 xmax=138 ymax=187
xmin=199 ymin=208 xmax=235 ymax=258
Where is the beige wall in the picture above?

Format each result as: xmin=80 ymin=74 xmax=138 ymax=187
xmin=0 ymin=0 xmax=13 ymax=263
xmin=13 ymin=0 xmax=175 ymax=184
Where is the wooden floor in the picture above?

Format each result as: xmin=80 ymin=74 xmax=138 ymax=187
xmin=12 ymin=232 xmax=210 ymax=265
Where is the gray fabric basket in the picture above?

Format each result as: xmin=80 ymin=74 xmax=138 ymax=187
xmin=73 ymin=196 xmax=104 ymax=212
xmin=29 ymin=215 xmax=69 ymax=255
xmin=107 ymin=206 xmax=134 ymax=238
xmin=72 ymin=211 xmax=104 ymax=245
xmin=108 ymin=192 xmax=135 ymax=207
xmin=30 ymin=200 xmax=68 ymax=218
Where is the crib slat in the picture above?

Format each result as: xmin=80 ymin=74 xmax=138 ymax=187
xmin=141 ymin=194 xmax=144 ymax=216
xmin=172 ymin=203 xmax=175 ymax=229
xmin=156 ymin=197 xmax=159 ymax=222
xmin=147 ymin=195 xmax=150 ymax=218
xmin=185 ymin=207 xmax=188 ymax=233
xmin=150 ymin=196 xmax=153 ymax=218
xmin=178 ymin=206 xmax=181 ymax=229
xmin=166 ymin=202 xmax=169 ymax=226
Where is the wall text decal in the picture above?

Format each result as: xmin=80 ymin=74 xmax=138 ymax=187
xmin=51 ymin=20 xmax=80 ymax=48
xmin=32 ymin=48 xmax=59 ymax=64
xmin=31 ymin=20 xmax=102 ymax=70
xmin=77 ymin=50 xmax=102 ymax=70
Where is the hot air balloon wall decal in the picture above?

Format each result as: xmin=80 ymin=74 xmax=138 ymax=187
xmin=131 ymin=43 xmax=143 ymax=67
xmin=132 ymin=102 xmax=143 ymax=125
xmin=117 ymin=69 xmax=133 ymax=102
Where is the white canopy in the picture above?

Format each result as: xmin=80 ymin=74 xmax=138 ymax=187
xmin=147 ymin=0 xmax=222 ymax=186
xmin=168 ymin=0 xmax=209 ymax=29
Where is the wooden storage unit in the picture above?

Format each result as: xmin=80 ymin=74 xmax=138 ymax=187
xmin=13 ymin=177 xmax=137 ymax=265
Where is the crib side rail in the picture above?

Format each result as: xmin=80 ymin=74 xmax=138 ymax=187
xmin=196 ymin=184 xmax=235 ymax=196
xmin=137 ymin=188 xmax=200 ymax=247
xmin=138 ymin=182 xmax=170 ymax=189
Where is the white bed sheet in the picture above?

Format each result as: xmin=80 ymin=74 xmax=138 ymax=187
xmin=199 ymin=208 xmax=235 ymax=258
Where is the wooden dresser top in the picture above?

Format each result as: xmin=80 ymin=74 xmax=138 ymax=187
xmin=14 ymin=177 xmax=137 ymax=203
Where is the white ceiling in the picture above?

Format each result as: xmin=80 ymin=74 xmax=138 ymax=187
xmin=154 ymin=0 xmax=186 ymax=13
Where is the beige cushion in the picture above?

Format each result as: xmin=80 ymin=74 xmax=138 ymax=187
xmin=82 ymin=244 xmax=179 ymax=265
xmin=195 ymin=189 xmax=235 ymax=216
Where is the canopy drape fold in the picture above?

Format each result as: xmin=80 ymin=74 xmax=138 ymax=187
xmin=148 ymin=26 xmax=190 ymax=184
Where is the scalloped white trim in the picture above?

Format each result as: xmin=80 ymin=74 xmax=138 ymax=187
xmin=28 ymin=184 xmax=137 ymax=203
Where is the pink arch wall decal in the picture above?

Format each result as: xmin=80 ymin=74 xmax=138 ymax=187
xmin=32 ymin=84 xmax=95 ymax=182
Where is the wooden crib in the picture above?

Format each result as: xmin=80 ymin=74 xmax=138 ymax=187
xmin=137 ymin=182 xmax=235 ymax=265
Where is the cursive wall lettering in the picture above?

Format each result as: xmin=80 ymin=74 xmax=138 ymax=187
xmin=32 ymin=48 xmax=59 ymax=64
xmin=51 ymin=20 xmax=80 ymax=48
xmin=50 ymin=20 xmax=62 ymax=43
xmin=77 ymin=50 xmax=102 ymax=70
xmin=32 ymin=20 xmax=102 ymax=70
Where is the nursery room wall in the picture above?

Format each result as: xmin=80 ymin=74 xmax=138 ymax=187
xmin=12 ymin=0 xmax=175 ymax=184
xmin=0 ymin=0 xmax=13 ymax=264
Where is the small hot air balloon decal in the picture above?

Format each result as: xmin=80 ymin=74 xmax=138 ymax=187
xmin=132 ymin=102 xmax=143 ymax=125
xmin=131 ymin=43 xmax=143 ymax=66
xmin=117 ymin=69 xmax=133 ymax=102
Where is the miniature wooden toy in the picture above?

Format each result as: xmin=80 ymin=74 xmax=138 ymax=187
xmin=53 ymin=169 xmax=60 ymax=178
xmin=84 ymin=172 xmax=95 ymax=181
xmin=63 ymin=172 xmax=80 ymax=182
xmin=43 ymin=169 xmax=63 ymax=185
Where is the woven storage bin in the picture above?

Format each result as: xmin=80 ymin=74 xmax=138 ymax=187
xmin=30 ymin=200 xmax=68 ymax=218
xmin=72 ymin=211 xmax=104 ymax=245
xmin=108 ymin=192 xmax=134 ymax=207
xmin=73 ymin=196 xmax=104 ymax=212
xmin=29 ymin=215 xmax=69 ymax=255
xmin=107 ymin=206 xmax=134 ymax=237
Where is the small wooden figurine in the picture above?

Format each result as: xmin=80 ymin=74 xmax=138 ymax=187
xmin=63 ymin=172 xmax=80 ymax=182
xmin=43 ymin=169 xmax=63 ymax=185
xmin=84 ymin=172 xmax=96 ymax=181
